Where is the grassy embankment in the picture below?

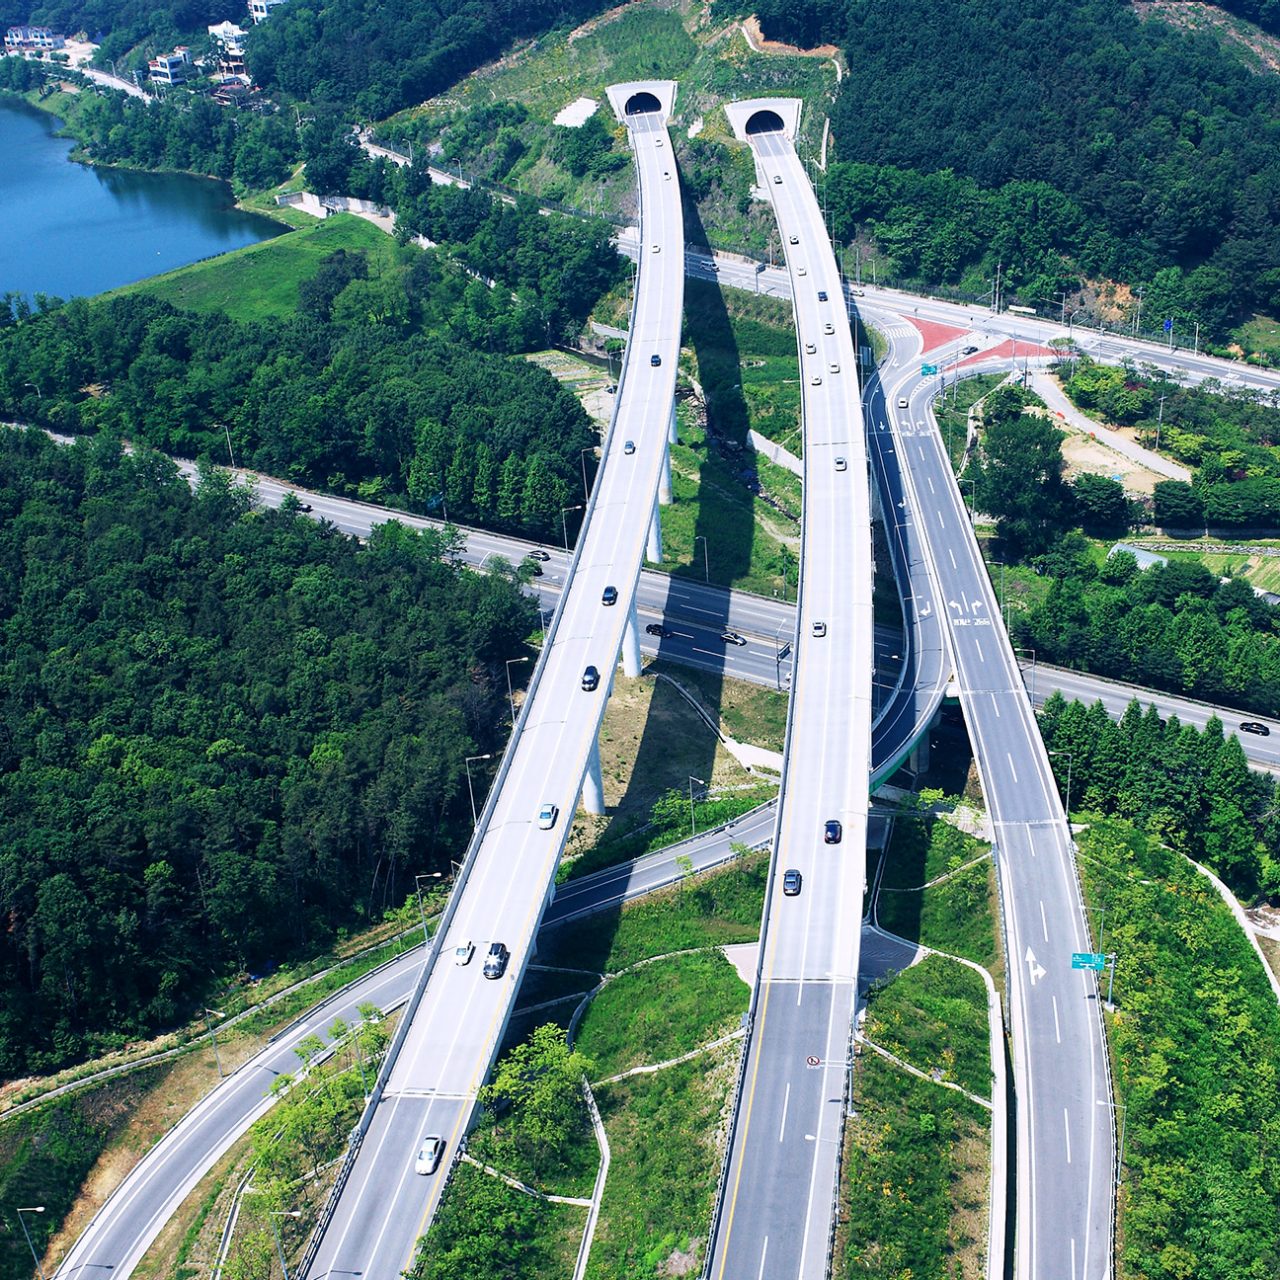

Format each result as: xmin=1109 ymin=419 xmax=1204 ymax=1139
xmin=1076 ymin=819 xmax=1280 ymax=1280
xmin=111 ymin=214 xmax=399 ymax=322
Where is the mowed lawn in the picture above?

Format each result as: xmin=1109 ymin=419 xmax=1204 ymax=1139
xmin=111 ymin=214 xmax=397 ymax=322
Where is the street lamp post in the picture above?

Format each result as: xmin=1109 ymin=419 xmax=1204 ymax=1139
xmin=464 ymin=753 xmax=494 ymax=827
xmin=204 ymin=1008 xmax=226 ymax=1078
xmin=560 ymin=504 xmax=585 ymax=552
xmin=694 ymin=535 xmax=710 ymax=583
xmin=1049 ymin=749 xmax=1073 ymax=816
xmin=414 ymin=872 xmax=443 ymax=946
xmin=505 ymin=655 xmax=530 ymax=724
xmin=16 ymin=1207 xmax=47 ymax=1280
xmin=688 ymin=775 xmax=708 ymax=836
xmin=268 ymin=1209 xmax=302 ymax=1280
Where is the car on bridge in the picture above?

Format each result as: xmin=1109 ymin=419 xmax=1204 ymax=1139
xmin=582 ymin=665 xmax=600 ymax=691
xmin=824 ymin=820 xmax=843 ymax=844
xmin=782 ymin=869 xmax=803 ymax=896
xmin=415 ymin=1136 xmax=445 ymax=1175
xmin=483 ymin=943 xmax=510 ymax=980
xmin=538 ymin=803 xmax=559 ymax=830
xmin=646 ymin=623 xmax=673 ymax=638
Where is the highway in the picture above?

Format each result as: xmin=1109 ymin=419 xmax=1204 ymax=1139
xmin=706 ymin=101 xmax=872 ymax=1280
xmin=298 ymin=82 xmax=687 ymax=1278
xmin=871 ymin=320 xmax=1115 ymax=1275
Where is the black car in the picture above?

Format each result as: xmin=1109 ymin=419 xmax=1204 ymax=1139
xmin=524 ymin=559 xmax=543 ymax=577
xmin=824 ymin=820 xmax=843 ymax=845
xmin=529 ymin=549 xmax=552 ymax=562
xmin=602 ymin=585 xmax=618 ymax=606
xmin=650 ymin=354 xmax=662 ymax=367
xmin=645 ymin=623 xmax=674 ymax=638
xmin=817 ymin=290 xmax=828 ymax=302
xmin=582 ymin=665 xmax=600 ymax=692
xmin=482 ymin=942 xmax=510 ymax=980
xmin=782 ymin=869 xmax=803 ymax=896
xmin=1240 ymin=721 xmax=1271 ymax=736
xmin=297 ymin=502 xmax=313 ymax=513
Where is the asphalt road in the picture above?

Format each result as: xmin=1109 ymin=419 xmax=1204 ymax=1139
xmin=302 ymin=93 xmax=688 ymax=1279
xmin=706 ymin=115 xmax=870 ymax=1280
xmin=875 ymin=325 xmax=1114 ymax=1276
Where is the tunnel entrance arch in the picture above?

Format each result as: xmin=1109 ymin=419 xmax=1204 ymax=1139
xmin=745 ymin=108 xmax=786 ymax=135
xmin=624 ymin=90 xmax=662 ymax=115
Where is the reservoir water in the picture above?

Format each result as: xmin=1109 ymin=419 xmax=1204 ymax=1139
xmin=0 ymin=95 xmax=283 ymax=303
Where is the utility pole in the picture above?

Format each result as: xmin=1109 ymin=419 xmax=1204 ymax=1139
xmin=1155 ymin=395 xmax=1166 ymax=452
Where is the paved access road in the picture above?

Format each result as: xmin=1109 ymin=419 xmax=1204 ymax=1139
xmin=706 ymin=108 xmax=872 ymax=1280
xmin=875 ymin=325 xmax=1114 ymax=1278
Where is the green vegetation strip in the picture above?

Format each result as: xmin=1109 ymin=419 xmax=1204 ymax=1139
xmin=575 ymin=949 xmax=748 ymax=1082
xmin=1078 ymin=820 xmax=1280 ymax=1280
xmin=862 ymin=955 xmax=992 ymax=1101
xmin=875 ymin=814 xmax=998 ymax=969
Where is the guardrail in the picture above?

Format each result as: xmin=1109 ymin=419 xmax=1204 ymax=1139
xmin=298 ymin=104 xmax=654 ymax=1278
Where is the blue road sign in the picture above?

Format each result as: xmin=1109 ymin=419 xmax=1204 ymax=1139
xmin=1071 ymin=952 xmax=1107 ymax=971
xmin=1164 ymin=318 xmax=1173 ymax=332
xmin=921 ymin=362 xmax=938 ymax=375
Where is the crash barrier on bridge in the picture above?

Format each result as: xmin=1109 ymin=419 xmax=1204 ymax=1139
xmin=297 ymin=117 xmax=655 ymax=1279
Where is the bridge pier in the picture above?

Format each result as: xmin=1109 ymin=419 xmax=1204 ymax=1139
xmin=581 ymin=737 xmax=605 ymax=816
xmin=669 ymin=399 xmax=679 ymax=444
xmin=658 ymin=441 xmax=673 ymax=505
xmin=909 ymin=710 xmax=938 ymax=774
xmin=622 ymin=602 xmax=643 ymax=678
xmin=646 ymin=499 xmax=663 ymax=563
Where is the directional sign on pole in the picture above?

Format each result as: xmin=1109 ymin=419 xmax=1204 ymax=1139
xmin=1163 ymin=318 xmax=1173 ymax=333
xmin=921 ymin=362 xmax=939 ymax=375
xmin=1072 ymin=952 xmax=1107 ymax=971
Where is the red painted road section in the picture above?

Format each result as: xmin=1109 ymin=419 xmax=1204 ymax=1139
xmin=908 ymin=316 xmax=971 ymax=353
xmin=957 ymin=338 xmax=1057 ymax=368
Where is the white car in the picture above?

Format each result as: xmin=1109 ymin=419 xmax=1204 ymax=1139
xmin=835 ymin=456 xmax=847 ymax=471
xmin=804 ymin=341 xmax=817 ymax=354
xmin=823 ymin=322 xmax=834 ymax=335
xmin=453 ymin=941 xmax=475 ymax=966
xmin=810 ymin=375 xmax=823 ymax=386
xmin=812 ymin=621 xmax=828 ymax=637
xmin=651 ymin=244 xmax=661 ymax=253
xmin=415 ymin=1136 xmax=445 ymax=1175
xmin=773 ymin=174 xmax=783 ymax=185
xmin=789 ymin=234 xmax=799 ymax=244
xmin=797 ymin=265 xmax=807 ymax=276
xmin=538 ymin=802 xmax=559 ymax=830
xmin=829 ymin=362 xmax=840 ymax=374
xmin=655 ymin=137 xmax=664 ymax=147
xmin=897 ymin=397 xmax=909 ymax=409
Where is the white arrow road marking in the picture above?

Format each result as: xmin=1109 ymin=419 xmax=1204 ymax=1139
xmin=1025 ymin=947 xmax=1047 ymax=986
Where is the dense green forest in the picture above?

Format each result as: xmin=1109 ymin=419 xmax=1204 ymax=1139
xmin=1074 ymin=820 xmax=1280 ymax=1279
xmin=1015 ymin=546 xmax=1280 ymax=718
xmin=0 ymin=268 xmax=601 ymax=535
xmin=1041 ymin=696 xmax=1280 ymax=898
xmin=246 ymin=0 xmax=609 ymax=118
xmin=0 ymin=429 xmax=536 ymax=1072
xmin=731 ymin=0 xmax=1280 ymax=336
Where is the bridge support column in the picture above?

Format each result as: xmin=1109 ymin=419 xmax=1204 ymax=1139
xmin=646 ymin=499 xmax=663 ymax=564
xmin=910 ymin=710 xmax=939 ymax=775
xmin=581 ymin=737 xmax=605 ymax=816
xmin=668 ymin=399 xmax=679 ymax=444
xmin=658 ymin=441 xmax=673 ymax=505
xmin=622 ymin=602 xmax=643 ymax=678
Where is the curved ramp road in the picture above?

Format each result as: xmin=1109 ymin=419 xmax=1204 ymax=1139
xmin=706 ymin=101 xmax=873 ymax=1280
xmin=298 ymin=81 xmax=687 ymax=1279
